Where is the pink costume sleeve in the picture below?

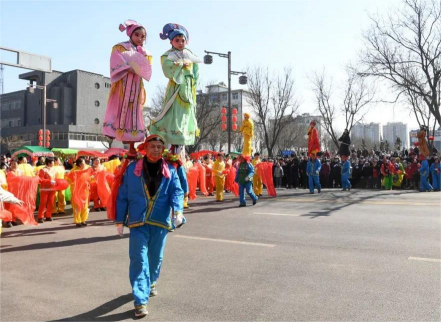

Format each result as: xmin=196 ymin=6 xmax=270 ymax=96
xmin=110 ymin=45 xmax=152 ymax=83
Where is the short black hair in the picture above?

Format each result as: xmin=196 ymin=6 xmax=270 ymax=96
xmin=18 ymin=156 xmax=25 ymax=162
xmin=75 ymin=157 xmax=85 ymax=167
xmin=45 ymin=157 xmax=54 ymax=165
xmin=254 ymin=152 xmax=260 ymax=156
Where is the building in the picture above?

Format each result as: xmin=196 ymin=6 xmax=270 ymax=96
xmin=0 ymin=69 xmax=125 ymax=153
xmin=200 ymin=82 xmax=253 ymax=117
xmin=382 ymin=122 xmax=408 ymax=149
xmin=351 ymin=122 xmax=381 ymax=143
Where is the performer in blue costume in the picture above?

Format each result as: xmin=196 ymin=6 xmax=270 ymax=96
xmin=307 ymin=153 xmax=322 ymax=194
xmin=418 ymin=154 xmax=433 ymax=192
xmin=115 ymin=134 xmax=184 ymax=318
xmin=341 ymin=155 xmax=352 ymax=191
xmin=430 ymin=157 xmax=441 ymax=191
xmin=235 ymin=155 xmax=258 ymax=207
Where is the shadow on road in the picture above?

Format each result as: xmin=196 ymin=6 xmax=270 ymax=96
xmin=300 ymin=190 xmax=415 ymax=219
xmin=0 ymin=234 xmax=127 ymax=253
xmin=49 ymin=293 xmax=135 ymax=321
xmin=1 ymin=219 xmax=112 ymax=239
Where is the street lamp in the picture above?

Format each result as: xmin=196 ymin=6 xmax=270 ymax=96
xmin=204 ymin=50 xmax=247 ymax=154
xmin=27 ymin=82 xmax=58 ymax=148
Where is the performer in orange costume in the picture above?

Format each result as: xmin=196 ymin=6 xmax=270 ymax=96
xmin=37 ymin=157 xmax=57 ymax=223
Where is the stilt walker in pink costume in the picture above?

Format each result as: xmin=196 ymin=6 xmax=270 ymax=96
xmin=103 ymin=20 xmax=152 ymax=149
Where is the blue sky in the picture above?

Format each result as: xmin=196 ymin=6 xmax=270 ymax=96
xmin=1 ymin=0 xmax=418 ymax=130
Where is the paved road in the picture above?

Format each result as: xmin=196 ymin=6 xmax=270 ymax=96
xmin=1 ymin=188 xmax=440 ymax=321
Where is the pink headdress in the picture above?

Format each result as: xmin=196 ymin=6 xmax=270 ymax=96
xmin=119 ymin=19 xmax=145 ymax=37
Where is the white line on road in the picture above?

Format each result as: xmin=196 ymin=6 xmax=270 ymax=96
xmin=408 ymin=257 xmax=441 ymax=263
xmin=252 ymin=212 xmax=301 ymax=217
xmin=174 ymin=235 xmax=276 ymax=248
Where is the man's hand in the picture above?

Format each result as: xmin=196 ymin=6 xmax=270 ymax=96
xmin=316 ymin=170 xmax=319 ymax=175
xmin=245 ymin=176 xmax=250 ymax=181
xmin=17 ymin=199 xmax=25 ymax=207
xmin=51 ymin=180 xmax=56 ymax=185
xmin=115 ymin=224 xmax=124 ymax=237
xmin=173 ymin=213 xmax=184 ymax=228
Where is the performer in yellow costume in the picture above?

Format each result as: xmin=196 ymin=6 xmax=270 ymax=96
xmin=252 ymin=152 xmax=263 ymax=196
xmin=239 ymin=113 xmax=254 ymax=157
xmin=212 ymin=153 xmax=226 ymax=202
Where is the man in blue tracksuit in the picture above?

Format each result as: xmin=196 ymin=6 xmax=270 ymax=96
xmin=418 ymin=155 xmax=433 ymax=192
xmin=307 ymin=153 xmax=321 ymax=194
xmin=341 ymin=155 xmax=352 ymax=191
xmin=235 ymin=155 xmax=258 ymax=207
xmin=430 ymin=157 xmax=441 ymax=191
xmin=115 ymin=135 xmax=184 ymax=318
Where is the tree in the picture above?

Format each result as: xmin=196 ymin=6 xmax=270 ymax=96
xmin=310 ymin=68 xmax=375 ymax=149
xmin=0 ymin=135 xmax=26 ymax=154
xmin=360 ymin=0 xmax=441 ymax=125
xmin=246 ymin=66 xmax=299 ymax=158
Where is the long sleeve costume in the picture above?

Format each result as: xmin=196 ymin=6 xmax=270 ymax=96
xmin=115 ymin=157 xmax=184 ymax=308
xmin=212 ymin=160 xmax=226 ymax=201
xmin=37 ymin=166 xmax=56 ymax=220
xmin=341 ymin=160 xmax=351 ymax=190
xmin=419 ymin=159 xmax=433 ymax=191
xmin=338 ymin=133 xmax=351 ymax=156
xmin=307 ymin=158 xmax=322 ymax=193
xmin=430 ymin=162 xmax=441 ymax=191
xmin=240 ymin=118 xmax=254 ymax=157
xmin=103 ymin=41 xmax=152 ymax=142
xmin=235 ymin=161 xmax=258 ymax=206
xmin=252 ymin=158 xmax=263 ymax=196
xmin=150 ymin=48 xmax=199 ymax=145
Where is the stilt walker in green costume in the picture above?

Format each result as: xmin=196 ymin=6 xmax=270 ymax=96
xmin=150 ymin=23 xmax=200 ymax=154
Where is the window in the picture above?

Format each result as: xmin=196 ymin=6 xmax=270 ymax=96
xmin=95 ymin=83 xmax=100 ymax=89
xmin=222 ymin=93 xmax=227 ymax=101
xmin=95 ymin=100 xmax=100 ymax=107
xmin=232 ymin=93 xmax=239 ymax=100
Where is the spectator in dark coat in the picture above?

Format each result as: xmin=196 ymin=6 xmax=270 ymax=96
xmin=320 ymin=159 xmax=331 ymax=188
xmin=338 ymin=129 xmax=351 ymax=156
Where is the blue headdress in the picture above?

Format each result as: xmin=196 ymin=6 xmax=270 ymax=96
xmin=159 ymin=23 xmax=189 ymax=43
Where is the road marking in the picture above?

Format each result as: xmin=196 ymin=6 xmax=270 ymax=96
xmin=174 ymin=235 xmax=275 ymax=248
xmin=408 ymin=257 xmax=441 ymax=263
xmin=273 ymin=198 xmax=440 ymax=206
xmin=252 ymin=212 xmax=301 ymax=217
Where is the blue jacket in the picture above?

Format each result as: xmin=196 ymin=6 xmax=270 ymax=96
xmin=430 ymin=162 xmax=441 ymax=175
xmin=115 ymin=160 xmax=184 ymax=229
xmin=235 ymin=162 xmax=254 ymax=184
xmin=419 ymin=159 xmax=429 ymax=177
xmin=176 ymin=165 xmax=189 ymax=195
xmin=307 ymin=159 xmax=321 ymax=176
xmin=341 ymin=160 xmax=351 ymax=176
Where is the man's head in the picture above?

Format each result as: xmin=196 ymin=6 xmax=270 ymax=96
xmin=254 ymin=152 xmax=260 ymax=160
xmin=138 ymin=135 xmax=165 ymax=162
xmin=311 ymin=153 xmax=317 ymax=160
xmin=217 ymin=153 xmax=224 ymax=161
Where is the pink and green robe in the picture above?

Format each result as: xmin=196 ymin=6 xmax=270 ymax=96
xmin=149 ymin=48 xmax=199 ymax=145
xmin=103 ymin=41 xmax=152 ymax=142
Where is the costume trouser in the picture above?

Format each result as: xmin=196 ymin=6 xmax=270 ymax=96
xmin=72 ymin=200 xmax=89 ymax=224
xmin=420 ymin=175 xmax=433 ymax=191
xmin=341 ymin=174 xmax=351 ymax=190
xmin=253 ymin=174 xmax=263 ymax=195
xmin=53 ymin=190 xmax=65 ymax=212
xmin=308 ymin=175 xmax=321 ymax=193
xmin=129 ymin=224 xmax=168 ymax=307
xmin=239 ymin=182 xmax=258 ymax=205
xmin=206 ymin=176 xmax=213 ymax=194
xmin=383 ymin=175 xmax=393 ymax=190
xmin=38 ymin=191 xmax=56 ymax=219
xmin=215 ymin=177 xmax=225 ymax=201
xmin=432 ymin=173 xmax=441 ymax=191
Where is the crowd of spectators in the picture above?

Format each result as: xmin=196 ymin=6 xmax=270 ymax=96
xmin=268 ymin=146 xmax=440 ymax=191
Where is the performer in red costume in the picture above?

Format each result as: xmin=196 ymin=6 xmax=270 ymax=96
xmin=308 ymin=120 xmax=320 ymax=157
xmin=37 ymin=157 xmax=57 ymax=223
